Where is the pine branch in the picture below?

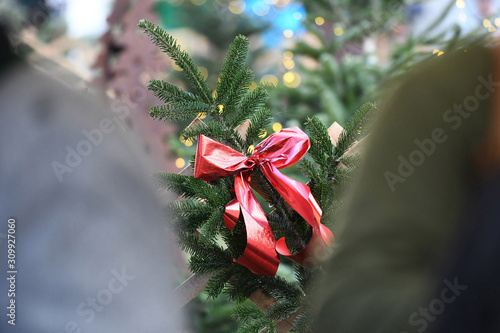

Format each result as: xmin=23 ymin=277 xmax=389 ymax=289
xmin=334 ymin=102 xmax=375 ymax=159
xmin=149 ymin=102 xmax=212 ymax=121
xmin=148 ymin=79 xmax=199 ymax=104
xmin=245 ymin=108 xmax=273 ymax=147
xmin=228 ymin=85 xmax=269 ymax=128
xmin=217 ymin=35 xmax=250 ymax=108
xmin=138 ymin=19 xmax=214 ymax=104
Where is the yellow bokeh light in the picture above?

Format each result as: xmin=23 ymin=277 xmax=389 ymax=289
xmin=228 ymin=0 xmax=246 ymax=14
xmin=283 ymin=72 xmax=295 ymax=83
xmin=283 ymin=29 xmax=294 ymax=38
xmin=260 ymin=74 xmax=279 ymax=86
xmin=437 ymin=51 xmax=444 ymax=56
xmin=218 ymin=104 xmax=224 ymax=114
xmin=247 ymin=145 xmax=255 ymax=154
xmin=197 ymin=112 xmax=207 ymax=119
xmin=455 ymin=0 xmax=465 ymax=8
xmin=253 ymin=3 xmax=270 ymax=16
xmin=315 ymin=16 xmax=325 ymax=25
xmin=179 ymin=135 xmax=186 ymax=143
xmin=283 ymin=50 xmax=293 ymax=59
xmin=250 ymin=81 xmax=258 ymax=90
xmin=275 ymin=0 xmax=290 ymax=7
xmin=283 ymin=72 xmax=301 ymax=88
xmin=191 ymin=0 xmax=206 ymax=5
xmin=198 ymin=66 xmax=208 ymax=80
xmin=272 ymin=122 xmax=282 ymax=132
xmin=184 ymin=139 xmax=193 ymax=147
xmin=283 ymin=59 xmax=295 ymax=69
xmin=432 ymin=49 xmax=440 ymax=54
xmin=175 ymin=158 xmax=186 ymax=168
xmin=489 ymin=25 xmax=497 ymax=32
xmin=258 ymin=130 xmax=267 ymax=138
xmin=334 ymin=27 xmax=344 ymax=36
xmin=495 ymin=18 xmax=500 ymax=27
xmin=484 ymin=19 xmax=492 ymax=28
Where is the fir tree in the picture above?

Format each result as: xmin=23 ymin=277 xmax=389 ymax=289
xmin=138 ymin=19 xmax=373 ymax=332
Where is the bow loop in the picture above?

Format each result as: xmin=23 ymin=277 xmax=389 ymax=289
xmin=194 ymin=127 xmax=334 ymax=276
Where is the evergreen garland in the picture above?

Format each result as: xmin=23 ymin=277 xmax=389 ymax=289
xmin=138 ymin=19 xmax=374 ymax=332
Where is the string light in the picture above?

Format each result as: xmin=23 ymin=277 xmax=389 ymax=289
xmin=175 ymin=158 xmax=186 ymax=168
xmin=315 ymin=17 xmax=325 ymax=25
xmin=334 ymin=27 xmax=344 ymax=36
xmin=260 ymin=74 xmax=279 ymax=86
xmin=228 ymin=0 xmax=245 ymax=14
xmin=283 ymin=29 xmax=294 ymax=38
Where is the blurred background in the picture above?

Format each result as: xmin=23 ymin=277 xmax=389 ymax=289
xmin=2 ymin=0 xmax=499 ymax=331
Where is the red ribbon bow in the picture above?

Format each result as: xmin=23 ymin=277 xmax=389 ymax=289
xmin=194 ymin=127 xmax=334 ymax=276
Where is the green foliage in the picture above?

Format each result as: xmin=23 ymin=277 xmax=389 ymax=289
xmin=140 ymin=20 xmax=373 ymax=332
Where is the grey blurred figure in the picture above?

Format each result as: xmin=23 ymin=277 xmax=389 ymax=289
xmin=0 ymin=22 xmax=181 ymax=332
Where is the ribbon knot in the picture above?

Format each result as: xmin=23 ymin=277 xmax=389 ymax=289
xmin=194 ymin=127 xmax=334 ymax=276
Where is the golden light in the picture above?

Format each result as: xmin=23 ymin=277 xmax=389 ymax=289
xmin=283 ymin=50 xmax=293 ymax=59
xmin=455 ymin=0 xmax=465 ymax=8
xmin=228 ymin=0 xmax=246 ymax=14
xmin=283 ymin=72 xmax=295 ymax=83
xmin=283 ymin=29 xmax=294 ymax=38
xmin=283 ymin=58 xmax=295 ymax=69
xmin=283 ymin=72 xmax=301 ymax=88
xmin=175 ymin=158 xmax=186 ymax=168
xmin=432 ymin=49 xmax=440 ymax=54
xmin=484 ymin=19 xmax=492 ymax=28
xmin=179 ymin=135 xmax=186 ymax=143
xmin=198 ymin=66 xmax=208 ymax=80
xmin=184 ymin=139 xmax=193 ymax=147
xmin=272 ymin=122 xmax=282 ymax=132
xmin=197 ymin=112 xmax=207 ymax=119
xmin=218 ymin=104 xmax=224 ymax=114
xmin=258 ymin=130 xmax=267 ymax=138
xmin=247 ymin=145 xmax=255 ymax=154
xmin=275 ymin=0 xmax=290 ymax=7
xmin=249 ymin=81 xmax=258 ymax=90
xmin=315 ymin=17 xmax=325 ymax=25
xmin=496 ymin=18 xmax=500 ymax=27
xmin=334 ymin=27 xmax=344 ymax=36
xmin=437 ymin=51 xmax=444 ymax=56
xmin=260 ymin=74 xmax=279 ymax=86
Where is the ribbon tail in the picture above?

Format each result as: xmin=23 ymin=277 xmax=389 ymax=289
xmin=229 ymin=172 xmax=279 ymax=276
xmin=223 ymin=198 xmax=240 ymax=231
xmin=261 ymin=163 xmax=334 ymax=266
